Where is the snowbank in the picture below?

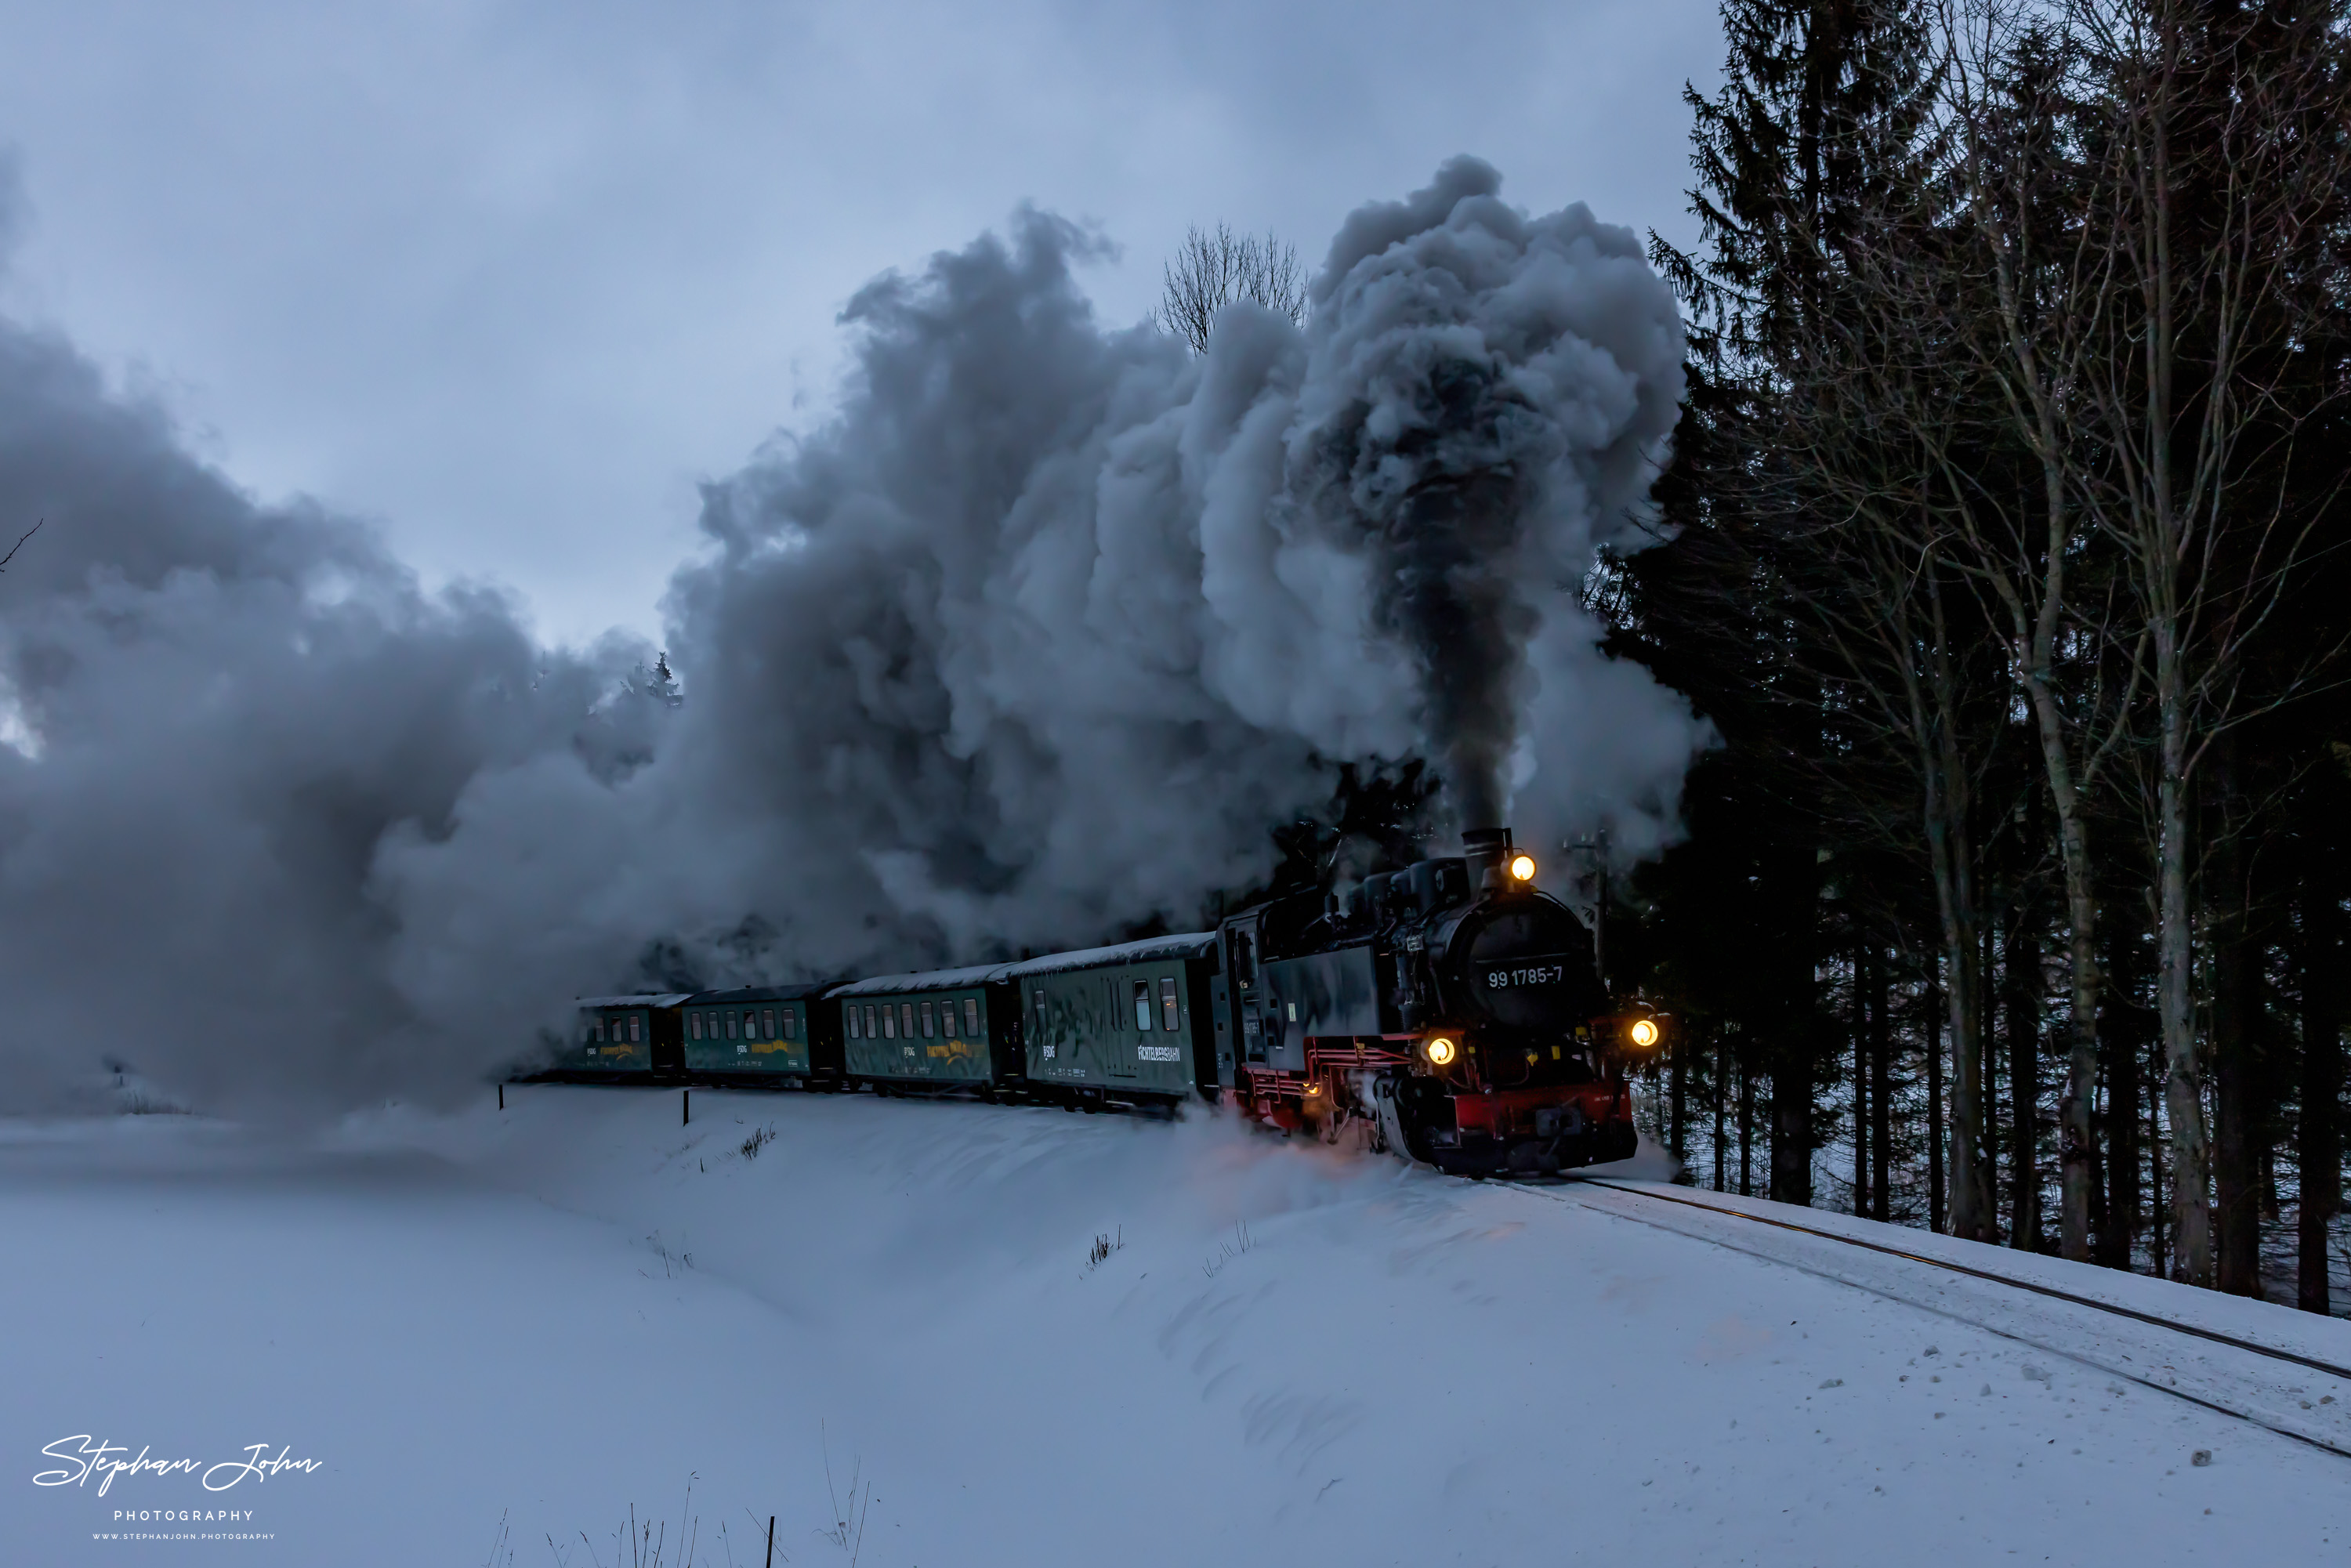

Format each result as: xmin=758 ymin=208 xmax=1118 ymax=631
xmin=6 ymin=1090 xmax=2344 ymax=1564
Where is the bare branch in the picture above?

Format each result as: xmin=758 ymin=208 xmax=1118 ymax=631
xmin=0 ymin=516 xmax=43 ymax=572
xmin=1157 ymin=224 xmax=1308 ymax=353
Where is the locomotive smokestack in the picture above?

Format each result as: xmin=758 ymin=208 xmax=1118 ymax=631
xmin=1463 ymin=826 xmax=1512 ymax=892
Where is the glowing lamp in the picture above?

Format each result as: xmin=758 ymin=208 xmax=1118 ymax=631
xmin=1629 ymin=1019 xmax=1660 ymax=1048
xmin=1509 ymin=853 xmax=1538 ymax=882
xmin=1425 ymin=1036 xmax=1458 ymax=1066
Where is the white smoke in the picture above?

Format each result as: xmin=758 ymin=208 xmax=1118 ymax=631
xmin=0 ymin=158 xmax=1704 ymax=1116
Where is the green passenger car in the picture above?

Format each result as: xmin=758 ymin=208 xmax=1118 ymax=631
xmin=833 ymin=964 xmax=1007 ymax=1088
xmin=574 ymin=994 xmax=691 ymax=1076
xmin=1009 ymin=933 xmax=1217 ymax=1103
xmin=681 ymin=984 xmax=820 ymax=1080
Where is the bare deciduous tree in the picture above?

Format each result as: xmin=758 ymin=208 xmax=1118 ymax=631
xmin=1157 ymin=224 xmax=1307 ymax=353
xmin=1936 ymin=0 xmax=2143 ymax=1265
xmin=2059 ymin=0 xmax=2351 ymax=1287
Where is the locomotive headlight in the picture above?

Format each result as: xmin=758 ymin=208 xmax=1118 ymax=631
xmin=1629 ymin=1018 xmax=1661 ymax=1048
xmin=1425 ymin=1036 xmax=1458 ymax=1066
xmin=1509 ymin=853 xmax=1538 ymax=882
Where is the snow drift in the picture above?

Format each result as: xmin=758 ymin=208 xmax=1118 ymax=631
xmin=8 ymin=1092 xmax=2342 ymax=1565
xmin=0 ymin=158 xmax=1702 ymax=1114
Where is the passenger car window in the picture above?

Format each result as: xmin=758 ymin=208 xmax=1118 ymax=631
xmin=920 ymin=1000 xmax=934 ymax=1037
xmin=1161 ymin=976 xmax=1179 ymax=1031
xmin=847 ymin=1006 xmax=860 ymax=1039
xmin=882 ymin=1005 xmax=895 ymax=1039
xmin=1133 ymin=980 xmax=1153 ymax=1031
xmin=784 ymin=1009 xmax=798 ymax=1039
xmin=900 ymin=1002 xmax=915 ymax=1040
xmin=964 ymin=997 xmax=979 ymax=1035
xmin=629 ymin=1016 xmax=643 ymax=1043
xmin=762 ymin=1008 xmax=776 ymax=1038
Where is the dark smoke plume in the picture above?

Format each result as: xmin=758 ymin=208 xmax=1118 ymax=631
xmin=0 ymin=159 xmax=1701 ymax=1117
xmin=1291 ymin=157 xmax=1686 ymax=830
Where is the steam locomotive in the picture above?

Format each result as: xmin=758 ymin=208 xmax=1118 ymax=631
xmin=560 ymin=827 xmax=1660 ymax=1177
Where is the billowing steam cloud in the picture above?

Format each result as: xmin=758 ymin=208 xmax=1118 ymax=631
xmin=1293 ymin=161 xmax=1690 ymax=827
xmin=0 ymin=158 xmax=1703 ymax=1116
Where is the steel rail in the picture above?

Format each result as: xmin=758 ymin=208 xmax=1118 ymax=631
xmin=1506 ymin=1175 xmax=2351 ymax=1463
xmin=1560 ymin=1175 xmax=2351 ymax=1382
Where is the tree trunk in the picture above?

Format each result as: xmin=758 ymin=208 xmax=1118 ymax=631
xmin=2149 ymin=1034 xmax=2169 ymax=1278
xmin=2157 ymin=631 xmax=2212 ymax=1284
xmin=2212 ymin=735 xmax=2262 ymax=1297
xmin=1715 ymin=1032 xmax=1730 ymax=1193
xmin=1980 ymin=909 xmax=2003 ymax=1244
xmin=1854 ymin=949 xmax=1872 ymax=1216
xmin=2300 ymin=843 xmax=2342 ymax=1314
xmin=1928 ymin=965 xmax=1947 ymax=1233
xmin=1739 ymin=1050 xmax=1755 ymax=1197
xmin=1870 ymin=949 xmax=1892 ymax=1222
xmin=1894 ymin=559 xmax=1994 ymax=1243
xmin=1772 ymin=1037 xmax=1813 ymax=1205
xmin=2049 ymin=753 xmax=2102 ymax=1262
xmin=2007 ymin=893 xmax=2042 ymax=1250
xmin=1670 ymin=1030 xmax=1689 ymax=1171
xmin=2088 ymin=1066 xmax=2108 ymax=1258
xmin=2098 ymin=912 xmax=2143 ymax=1270
xmin=1936 ymin=740 xmax=1994 ymax=1237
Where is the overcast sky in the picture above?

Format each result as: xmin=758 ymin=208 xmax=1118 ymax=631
xmin=0 ymin=0 xmax=1724 ymax=649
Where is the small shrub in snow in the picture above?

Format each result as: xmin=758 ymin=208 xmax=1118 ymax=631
xmin=1087 ymin=1227 xmax=1124 ymax=1269
xmin=741 ymin=1124 xmax=776 ymax=1161
xmin=820 ymin=1422 xmax=875 ymax=1565
xmin=1201 ymin=1219 xmax=1256 ymax=1278
xmin=645 ymin=1231 xmax=693 ymax=1277
xmin=480 ymin=1508 xmax=514 ymax=1566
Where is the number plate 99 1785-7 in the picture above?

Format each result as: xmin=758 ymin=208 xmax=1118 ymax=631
xmin=1478 ymin=958 xmax=1571 ymax=990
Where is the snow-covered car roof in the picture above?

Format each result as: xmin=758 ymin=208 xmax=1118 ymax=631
xmin=831 ymin=962 xmax=1012 ymax=998
xmin=574 ymin=994 xmax=695 ymax=1010
xmin=829 ymin=932 xmax=1219 ymax=998
xmin=1000 ymin=932 xmax=1216 ymax=978
xmin=684 ymin=983 xmax=834 ymax=1005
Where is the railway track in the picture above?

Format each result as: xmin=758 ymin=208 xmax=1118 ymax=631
xmin=1509 ymin=1175 xmax=2351 ymax=1461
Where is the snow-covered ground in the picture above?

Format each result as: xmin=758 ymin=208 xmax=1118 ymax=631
xmin=7 ymin=1087 xmax=2347 ymax=1566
